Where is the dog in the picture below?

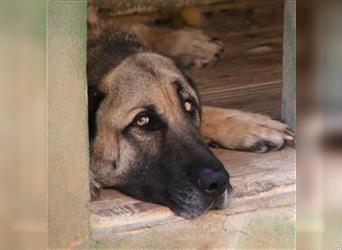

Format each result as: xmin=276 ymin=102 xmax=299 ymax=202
xmin=87 ymin=7 xmax=293 ymax=218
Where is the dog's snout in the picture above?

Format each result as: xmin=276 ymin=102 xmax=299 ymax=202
xmin=197 ymin=168 xmax=229 ymax=195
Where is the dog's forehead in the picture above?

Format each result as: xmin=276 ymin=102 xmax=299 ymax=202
xmin=101 ymin=52 xmax=197 ymax=99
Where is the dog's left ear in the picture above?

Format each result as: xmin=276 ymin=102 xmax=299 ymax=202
xmin=88 ymin=85 xmax=105 ymax=139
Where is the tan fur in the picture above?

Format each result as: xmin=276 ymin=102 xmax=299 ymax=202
xmin=201 ymin=106 xmax=293 ymax=153
xmin=90 ymin=52 xmax=201 ymax=187
xmin=130 ymin=25 xmax=224 ymax=68
xmin=87 ymin=8 xmax=223 ymax=69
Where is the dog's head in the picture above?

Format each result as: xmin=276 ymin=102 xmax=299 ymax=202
xmin=89 ymin=52 xmax=232 ymax=218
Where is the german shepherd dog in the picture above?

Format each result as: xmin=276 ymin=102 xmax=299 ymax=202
xmin=87 ymin=7 xmax=293 ymax=218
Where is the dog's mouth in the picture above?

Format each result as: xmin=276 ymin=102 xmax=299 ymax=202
xmin=168 ymin=185 xmax=233 ymax=219
xmin=113 ymin=175 xmax=233 ymax=219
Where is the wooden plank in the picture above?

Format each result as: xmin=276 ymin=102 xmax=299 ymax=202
xmin=90 ymin=0 xmax=284 ymax=18
xmin=190 ymin=24 xmax=284 ymax=118
xmin=90 ymin=147 xmax=295 ymax=238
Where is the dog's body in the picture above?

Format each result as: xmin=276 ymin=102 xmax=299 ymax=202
xmin=87 ymin=10 xmax=292 ymax=218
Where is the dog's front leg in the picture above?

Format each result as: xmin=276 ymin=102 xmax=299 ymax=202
xmin=200 ymin=106 xmax=294 ymax=153
xmin=130 ymin=24 xmax=224 ymax=69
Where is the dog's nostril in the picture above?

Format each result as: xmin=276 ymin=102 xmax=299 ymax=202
xmin=198 ymin=168 xmax=228 ymax=195
xmin=205 ymin=182 xmax=218 ymax=193
xmin=209 ymin=183 xmax=218 ymax=190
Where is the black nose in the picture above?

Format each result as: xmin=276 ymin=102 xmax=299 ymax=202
xmin=197 ymin=168 xmax=229 ymax=195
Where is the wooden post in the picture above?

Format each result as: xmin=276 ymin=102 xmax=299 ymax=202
xmin=48 ymin=1 xmax=90 ymax=248
xmin=282 ymin=0 xmax=296 ymax=132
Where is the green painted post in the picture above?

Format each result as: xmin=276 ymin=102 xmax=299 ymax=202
xmin=282 ymin=0 xmax=296 ymax=132
xmin=48 ymin=1 xmax=90 ymax=248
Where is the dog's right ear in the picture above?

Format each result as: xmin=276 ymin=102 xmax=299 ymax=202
xmin=88 ymin=85 xmax=105 ymax=140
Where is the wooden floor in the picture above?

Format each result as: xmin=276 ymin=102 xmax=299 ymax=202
xmin=188 ymin=1 xmax=284 ymax=119
xmin=87 ymin=1 xmax=295 ymax=248
xmin=192 ymin=25 xmax=283 ymax=118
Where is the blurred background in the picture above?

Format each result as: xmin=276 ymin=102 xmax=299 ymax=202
xmin=0 ymin=0 xmax=46 ymax=249
xmin=0 ymin=0 xmax=341 ymax=249
xmin=297 ymin=0 xmax=342 ymax=249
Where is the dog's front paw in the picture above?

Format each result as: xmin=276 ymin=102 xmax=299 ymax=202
xmin=201 ymin=107 xmax=294 ymax=153
xmin=235 ymin=114 xmax=294 ymax=153
xmin=173 ymin=30 xmax=224 ymax=68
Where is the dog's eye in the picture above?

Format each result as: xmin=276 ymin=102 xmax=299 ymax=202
xmin=184 ymin=100 xmax=196 ymax=113
xmin=135 ymin=115 xmax=150 ymax=127
xmin=130 ymin=109 xmax=166 ymax=132
xmin=184 ymin=101 xmax=192 ymax=112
